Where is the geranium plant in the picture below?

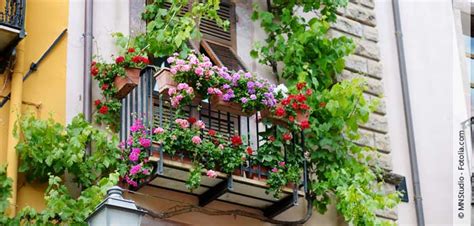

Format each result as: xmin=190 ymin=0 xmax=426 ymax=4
xmin=167 ymin=52 xmax=219 ymax=97
xmin=168 ymin=83 xmax=196 ymax=109
xmin=120 ymin=118 xmax=155 ymax=188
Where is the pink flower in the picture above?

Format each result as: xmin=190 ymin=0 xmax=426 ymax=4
xmin=153 ymin=127 xmax=164 ymax=134
xmin=278 ymin=161 xmax=286 ymax=167
xmin=139 ymin=138 xmax=151 ymax=148
xmin=170 ymin=67 xmax=178 ymax=74
xmin=195 ymin=67 xmax=204 ymax=76
xmin=194 ymin=120 xmax=205 ymax=129
xmin=130 ymin=164 xmax=142 ymax=175
xmin=175 ymin=119 xmax=189 ymax=129
xmin=142 ymin=169 xmax=150 ymax=175
xmin=127 ymin=136 xmax=133 ymax=146
xmin=167 ymin=57 xmax=175 ymax=63
xmin=207 ymin=87 xmax=215 ymax=94
xmin=125 ymin=176 xmax=138 ymax=187
xmin=271 ymin=167 xmax=278 ymax=173
xmin=129 ymin=148 xmax=140 ymax=161
xmin=192 ymin=136 xmax=202 ymax=145
xmin=168 ymin=87 xmax=176 ymax=96
xmin=218 ymin=144 xmax=224 ymax=150
xmin=177 ymin=83 xmax=189 ymax=90
xmin=207 ymin=170 xmax=218 ymax=178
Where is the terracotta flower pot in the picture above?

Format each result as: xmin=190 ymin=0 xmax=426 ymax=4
xmin=154 ymin=68 xmax=177 ymax=95
xmin=114 ymin=67 xmax=142 ymax=99
xmin=210 ymin=95 xmax=255 ymax=116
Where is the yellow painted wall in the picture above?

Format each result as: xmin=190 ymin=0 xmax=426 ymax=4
xmin=0 ymin=0 xmax=68 ymax=211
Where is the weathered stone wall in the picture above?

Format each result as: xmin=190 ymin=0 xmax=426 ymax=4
xmin=330 ymin=0 xmax=398 ymax=221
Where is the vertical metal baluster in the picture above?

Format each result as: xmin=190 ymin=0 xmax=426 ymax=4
xmin=255 ymin=112 xmax=261 ymax=179
xmin=208 ymin=101 xmax=212 ymax=131
xmin=301 ymin=131 xmax=308 ymax=194
xmin=246 ymin=116 xmax=251 ymax=178
xmin=238 ymin=116 xmax=243 ymax=176
xmin=158 ymin=94 xmax=164 ymax=175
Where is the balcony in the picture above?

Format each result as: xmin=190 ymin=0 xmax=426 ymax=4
xmin=119 ymin=67 xmax=309 ymax=218
xmin=0 ymin=0 xmax=25 ymax=72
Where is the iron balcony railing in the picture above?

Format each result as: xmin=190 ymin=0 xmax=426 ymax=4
xmin=0 ymin=0 xmax=26 ymax=31
xmin=119 ymin=66 xmax=309 ymax=217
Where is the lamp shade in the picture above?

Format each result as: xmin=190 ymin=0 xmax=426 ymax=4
xmin=87 ymin=186 xmax=146 ymax=226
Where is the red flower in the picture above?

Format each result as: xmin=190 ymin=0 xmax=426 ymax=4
xmin=246 ymin=147 xmax=253 ymax=155
xmin=299 ymin=103 xmax=310 ymax=110
xmin=187 ymin=117 xmax=197 ymax=124
xmin=94 ymin=99 xmax=101 ymax=106
xmin=132 ymin=56 xmax=141 ymax=63
xmin=291 ymin=102 xmax=299 ymax=110
xmin=268 ymin=136 xmax=276 ymax=142
xmin=306 ymin=88 xmax=313 ymax=96
xmin=128 ymin=48 xmax=135 ymax=53
xmin=281 ymin=98 xmax=290 ymax=106
xmin=297 ymin=94 xmax=306 ymax=103
xmin=141 ymin=57 xmax=150 ymax=64
xmin=288 ymin=116 xmax=295 ymax=122
xmin=91 ymin=61 xmax=96 ymax=66
xmin=319 ymin=102 xmax=326 ymax=108
xmin=283 ymin=133 xmax=292 ymax=141
xmin=115 ymin=56 xmax=125 ymax=64
xmin=99 ymin=105 xmax=109 ymax=114
xmin=231 ymin=135 xmax=243 ymax=146
xmin=275 ymin=107 xmax=285 ymax=117
xmin=101 ymin=84 xmax=109 ymax=90
xmin=296 ymin=82 xmax=306 ymax=90
xmin=208 ymin=129 xmax=216 ymax=136
xmin=300 ymin=120 xmax=310 ymax=130
xmin=91 ymin=66 xmax=99 ymax=76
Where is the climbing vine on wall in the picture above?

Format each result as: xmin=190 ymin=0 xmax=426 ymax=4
xmin=251 ymin=0 xmax=400 ymax=225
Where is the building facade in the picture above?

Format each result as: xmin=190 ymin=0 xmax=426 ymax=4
xmin=0 ymin=0 xmax=471 ymax=225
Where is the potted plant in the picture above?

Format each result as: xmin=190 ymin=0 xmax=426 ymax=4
xmin=156 ymin=52 xmax=219 ymax=97
xmin=113 ymin=47 xmax=150 ymax=99
xmin=261 ymin=82 xmax=313 ymax=127
xmin=119 ymin=117 xmax=155 ymax=191
xmin=210 ymin=70 xmax=278 ymax=116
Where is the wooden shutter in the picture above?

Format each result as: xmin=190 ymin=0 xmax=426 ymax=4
xmin=199 ymin=1 xmax=235 ymax=47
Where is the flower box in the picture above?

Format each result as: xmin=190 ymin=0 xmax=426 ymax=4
xmin=210 ymin=95 xmax=256 ymax=116
xmin=261 ymin=106 xmax=309 ymax=127
xmin=114 ymin=67 xmax=141 ymax=99
xmin=154 ymin=68 xmax=177 ymax=95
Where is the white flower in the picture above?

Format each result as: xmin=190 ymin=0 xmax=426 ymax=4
xmin=274 ymin=84 xmax=288 ymax=97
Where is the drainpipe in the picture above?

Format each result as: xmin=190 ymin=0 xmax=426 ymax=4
xmin=391 ymin=0 xmax=425 ymax=225
xmin=84 ymin=0 xmax=93 ymax=155
xmin=5 ymin=41 xmax=25 ymax=216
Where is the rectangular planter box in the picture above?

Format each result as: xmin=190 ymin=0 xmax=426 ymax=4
xmin=209 ymin=95 xmax=256 ymax=117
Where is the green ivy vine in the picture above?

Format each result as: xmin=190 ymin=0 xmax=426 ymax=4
xmin=251 ymin=1 xmax=400 ymax=225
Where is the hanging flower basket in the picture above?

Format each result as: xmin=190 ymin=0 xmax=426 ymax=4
xmin=114 ymin=67 xmax=141 ymax=99
xmin=210 ymin=95 xmax=256 ymax=116
xmin=154 ymin=68 xmax=178 ymax=95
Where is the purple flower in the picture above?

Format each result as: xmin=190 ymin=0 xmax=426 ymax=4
xmin=240 ymin=97 xmax=248 ymax=103
xmin=247 ymin=81 xmax=255 ymax=89
xmin=244 ymin=72 xmax=252 ymax=78
xmin=250 ymin=94 xmax=257 ymax=100
xmin=223 ymin=94 xmax=232 ymax=101
xmin=222 ymin=84 xmax=230 ymax=90
xmin=255 ymin=81 xmax=264 ymax=88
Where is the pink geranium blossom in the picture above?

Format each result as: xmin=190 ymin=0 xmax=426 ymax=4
xmin=192 ymin=136 xmax=202 ymax=145
xmin=129 ymin=148 xmax=140 ymax=161
xmin=139 ymin=138 xmax=151 ymax=148
xmin=130 ymin=164 xmax=142 ymax=175
xmin=207 ymin=170 xmax=218 ymax=178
